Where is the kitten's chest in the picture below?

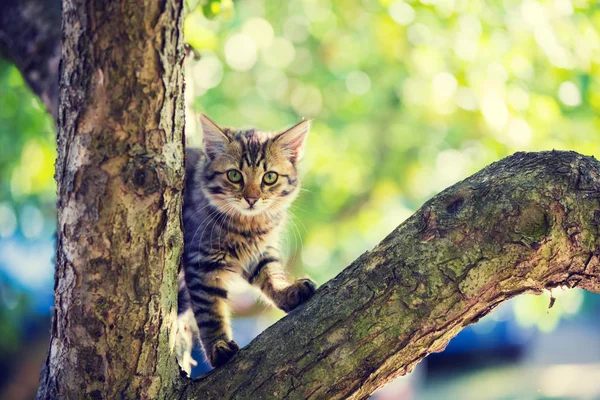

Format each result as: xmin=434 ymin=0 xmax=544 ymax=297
xmin=228 ymin=230 xmax=277 ymax=270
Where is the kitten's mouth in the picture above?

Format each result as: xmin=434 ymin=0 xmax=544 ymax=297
xmin=237 ymin=203 xmax=265 ymax=216
xmin=224 ymin=200 xmax=268 ymax=216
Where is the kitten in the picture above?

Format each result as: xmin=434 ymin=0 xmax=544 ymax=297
xmin=175 ymin=114 xmax=317 ymax=373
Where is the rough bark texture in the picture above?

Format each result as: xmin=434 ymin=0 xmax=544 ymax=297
xmin=178 ymin=151 xmax=600 ymax=400
xmin=35 ymin=0 xmax=186 ymax=398
xmin=0 ymin=0 xmax=61 ymax=118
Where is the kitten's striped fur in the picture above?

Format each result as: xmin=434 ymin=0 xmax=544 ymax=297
xmin=176 ymin=115 xmax=316 ymax=371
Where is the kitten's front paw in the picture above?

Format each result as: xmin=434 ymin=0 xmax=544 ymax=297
xmin=180 ymin=350 xmax=198 ymax=377
xmin=175 ymin=310 xmax=199 ymax=377
xmin=210 ymin=340 xmax=239 ymax=368
xmin=281 ymin=278 xmax=317 ymax=312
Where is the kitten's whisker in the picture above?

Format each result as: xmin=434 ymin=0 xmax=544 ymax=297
xmin=186 ymin=202 xmax=219 ymax=252
xmin=215 ymin=207 xmax=229 ymax=248
xmin=289 ymin=204 xmax=308 ymax=227
xmin=288 ymin=203 xmax=309 ymax=216
xmin=282 ymin=209 xmax=297 ymax=258
xmin=288 ymin=209 xmax=309 ymax=234
xmin=220 ymin=204 xmax=236 ymax=249
xmin=288 ymin=216 xmax=303 ymax=263
xmin=288 ymin=211 xmax=306 ymax=264
xmin=189 ymin=202 xmax=215 ymax=221
xmin=188 ymin=209 xmax=216 ymax=257
xmin=210 ymin=204 xmax=231 ymax=250
xmin=269 ymin=203 xmax=298 ymax=259
xmin=195 ymin=207 xmax=223 ymax=251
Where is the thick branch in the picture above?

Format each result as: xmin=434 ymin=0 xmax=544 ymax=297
xmin=0 ymin=0 xmax=60 ymax=118
xmin=180 ymin=151 xmax=600 ymax=400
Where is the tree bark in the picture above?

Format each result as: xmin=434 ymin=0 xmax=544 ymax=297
xmin=0 ymin=0 xmax=61 ymax=118
xmin=35 ymin=0 xmax=186 ymax=399
xmin=177 ymin=150 xmax=600 ymax=400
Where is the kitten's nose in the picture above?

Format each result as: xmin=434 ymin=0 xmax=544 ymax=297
xmin=245 ymin=196 xmax=258 ymax=207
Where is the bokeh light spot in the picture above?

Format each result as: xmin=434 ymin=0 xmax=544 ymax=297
xmin=345 ymin=71 xmax=371 ymax=95
xmin=225 ymin=34 xmax=258 ymax=71
xmin=507 ymin=118 xmax=533 ymax=147
xmin=481 ymin=90 xmax=509 ymax=130
xmin=192 ymin=52 xmax=223 ymax=92
xmin=0 ymin=203 xmax=17 ymax=238
xmin=455 ymin=87 xmax=478 ymax=111
xmin=432 ymin=72 xmax=458 ymax=99
xmin=242 ymin=18 xmax=274 ymax=49
xmin=558 ymin=81 xmax=582 ymax=107
xmin=291 ymin=84 xmax=323 ymax=117
xmin=19 ymin=204 xmax=43 ymax=239
xmin=284 ymin=16 xmax=311 ymax=43
xmin=262 ymin=38 xmax=296 ymax=69
xmin=388 ymin=1 xmax=415 ymax=26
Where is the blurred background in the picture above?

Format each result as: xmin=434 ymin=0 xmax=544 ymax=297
xmin=1 ymin=0 xmax=599 ymax=398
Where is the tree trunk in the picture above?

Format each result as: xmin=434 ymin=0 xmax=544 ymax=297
xmin=35 ymin=0 xmax=186 ymax=398
xmin=178 ymin=151 xmax=600 ymax=400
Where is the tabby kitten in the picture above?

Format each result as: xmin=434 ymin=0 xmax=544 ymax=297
xmin=175 ymin=114 xmax=316 ymax=373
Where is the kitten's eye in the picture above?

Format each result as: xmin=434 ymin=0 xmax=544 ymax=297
xmin=227 ymin=169 xmax=243 ymax=183
xmin=263 ymin=171 xmax=278 ymax=185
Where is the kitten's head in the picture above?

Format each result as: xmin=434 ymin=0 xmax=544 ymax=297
xmin=198 ymin=114 xmax=310 ymax=217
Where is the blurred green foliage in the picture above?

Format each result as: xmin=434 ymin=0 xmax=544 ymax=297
xmin=183 ymin=0 xmax=600 ymax=324
xmin=0 ymin=60 xmax=55 ymax=206
xmin=0 ymin=59 xmax=55 ymax=358
xmin=0 ymin=0 xmax=599 ymax=336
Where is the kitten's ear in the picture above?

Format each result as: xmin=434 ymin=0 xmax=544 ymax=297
xmin=200 ymin=114 xmax=230 ymax=157
xmin=274 ymin=119 xmax=311 ymax=162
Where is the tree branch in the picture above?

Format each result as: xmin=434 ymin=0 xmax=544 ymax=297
xmin=0 ymin=0 xmax=61 ymax=118
xmin=178 ymin=150 xmax=600 ymax=400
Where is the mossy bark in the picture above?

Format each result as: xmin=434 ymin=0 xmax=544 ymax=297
xmin=35 ymin=0 xmax=185 ymax=398
xmin=179 ymin=151 xmax=600 ymax=400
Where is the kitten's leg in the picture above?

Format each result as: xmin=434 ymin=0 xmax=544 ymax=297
xmin=184 ymin=266 xmax=239 ymax=367
xmin=248 ymin=251 xmax=317 ymax=312
xmin=175 ymin=309 xmax=199 ymax=376
xmin=175 ymin=271 xmax=198 ymax=375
